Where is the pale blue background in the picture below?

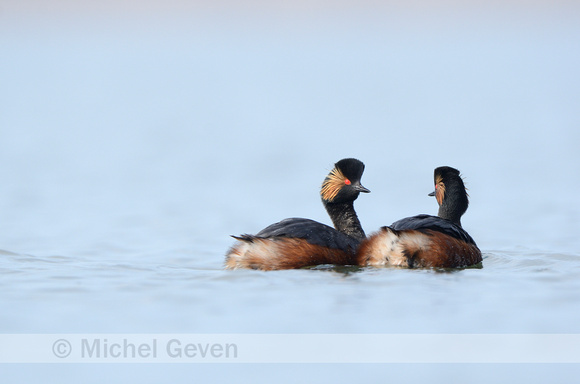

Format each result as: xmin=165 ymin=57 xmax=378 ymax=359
xmin=1 ymin=4 xmax=579 ymax=383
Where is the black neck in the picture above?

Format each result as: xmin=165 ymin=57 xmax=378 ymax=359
xmin=323 ymin=201 xmax=366 ymax=241
xmin=437 ymin=205 xmax=463 ymax=227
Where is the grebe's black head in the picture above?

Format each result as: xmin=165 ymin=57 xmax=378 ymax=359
xmin=320 ymin=158 xmax=370 ymax=204
xmin=428 ymin=166 xmax=469 ymax=226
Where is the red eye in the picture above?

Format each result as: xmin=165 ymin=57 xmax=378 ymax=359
xmin=345 ymin=179 xmax=351 ymax=185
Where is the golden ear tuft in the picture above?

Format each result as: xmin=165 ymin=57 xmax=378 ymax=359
xmin=435 ymin=177 xmax=446 ymax=205
xmin=321 ymin=166 xmax=347 ymax=201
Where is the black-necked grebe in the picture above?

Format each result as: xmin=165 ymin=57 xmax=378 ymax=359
xmin=356 ymin=166 xmax=481 ymax=268
xmin=225 ymin=158 xmax=369 ymax=270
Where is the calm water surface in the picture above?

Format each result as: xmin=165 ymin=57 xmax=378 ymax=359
xmin=1 ymin=10 xmax=580 ymax=383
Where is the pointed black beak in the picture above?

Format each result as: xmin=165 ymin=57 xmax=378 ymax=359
xmin=355 ymin=184 xmax=370 ymax=193
xmin=428 ymin=190 xmax=435 ymax=197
